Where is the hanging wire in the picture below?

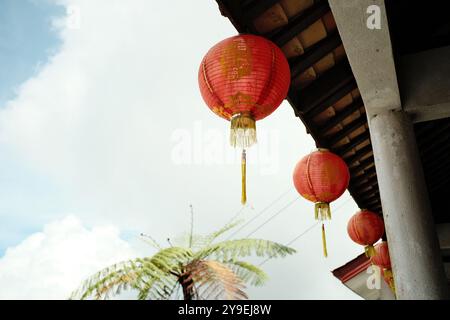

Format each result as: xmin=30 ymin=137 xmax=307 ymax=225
xmin=258 ymin=197 xmax=354 ymax=266
xmin=259 ymin=222 xmax=319 ymax=266
xmin=225 ymin=188 xmax=293 ymax=240
xmin=244 ymin=197 xmax=299 ymax=238
xmin=223 ymin=204 xmax=248 ymax=227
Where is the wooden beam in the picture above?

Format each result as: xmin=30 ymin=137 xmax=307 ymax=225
xmin=417 ymin=120 xmax=450 ymax=148
xmin=365 ymin=198 xmax=381 ymax=207
xmin=268 ymin=0 xmax=330 ymax=47
xmin=216 ymin=0 xmax=248 ymax=33
xmin=290 ymin=32 xmax=342 ymax=78
xmin=328 ymin=116 xmax=367 ymax=147
xmin=353 ymin=173 xmax=377 ymax=188
xmin=426 ymin=157 xmax=450 ymax=180
xmin=347 ymin=187 xmax=366 ymax=208
xmin=306 ymin=79 xmax=357 ymax=118
xmin=360 ymin=190 xmax=380 ymax=202
xmin=419 ymin=125 xmax=450 ymax=156
xmin=429 ymin=174 xmax=450 ymax=193
xmin=365 ymin=200 xmax=382 ymax=210
xmin=350 ymin=167 xmax=376 ymax=185
xmin=293 ymin=60 xmax=354 ymax=115
xmin=422 ymin=145 xmax=450 ymax=170
xmin=241 ymin=0 xmax=281 ymax=25
xmin=343 ymin=144 xmax=373 ymax=166
xmin=414 ymin=121 xmax=434 ymax=139
xmin=350 ymin=155 xmax=375 ymax=175
xmin=319 ymin=97 xmax=364 ymax=133
xmin=335 ymin=132 xmax=370 ymax=156
xmin=356 ymin=177 xmax=378 ymax=191
xmin=287 ymin=97 xmax=330 ymax=149
xmin=366 ymin=196 xmax=381 ymax=205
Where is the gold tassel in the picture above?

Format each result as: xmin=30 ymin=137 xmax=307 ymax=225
xmin=322 ymin=223 xmax=328 ymax=258
xmin=230 ymin=113 xmax=257 ymax=149
xmin=383 ymin=269 xmax=397 ymax=296
xmin=315 ymin=203 xmax=331 ymax=258
xmin=241 ymin=149 xmax=247 ymax=205
xmin=364 ymin=245 xmax=376 ymax=258
xmin=315 ymin=202 xmax=331 ymax=221
xmin=231 ymin=113 xmax=254 ymax=205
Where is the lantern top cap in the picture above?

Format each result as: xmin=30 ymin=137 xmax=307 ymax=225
xmin=316 ymin=148 xmax=329 ymax=152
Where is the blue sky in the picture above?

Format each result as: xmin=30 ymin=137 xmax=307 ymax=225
xmin=0 ymin=0 xmax=65 ymax=254
xmin=0 ymin=0 xmax=63 ymax=106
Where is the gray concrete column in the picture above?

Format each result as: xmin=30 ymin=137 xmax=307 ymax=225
xmin=369 ymin=110 xmax=449 ymax=299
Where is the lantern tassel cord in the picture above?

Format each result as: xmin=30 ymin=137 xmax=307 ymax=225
xmin=322 ymin=223 xmax=328 ymax=258
xmin=364 ymin=245 xmax=376 ymax=258
xmin=241 ymin=149 xmax=247 ymax=205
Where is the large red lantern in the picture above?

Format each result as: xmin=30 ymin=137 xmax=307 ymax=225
xmin=199 ymin=34 xmax=291 ymax=204
xmin=293 ymin=149 xmax=350 ymax=257
xmin=371 ymin=241 xmax=395 ymax=294
xmin=347 ymin=209 xmax=384 ymax=257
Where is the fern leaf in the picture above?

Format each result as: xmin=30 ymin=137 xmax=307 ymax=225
xmin=186 ymin=260 xmax=247 ymax=300
xmin=194 ymin=239 xmax=296 ymax=261
xmin=225 ymin=260 xmax=269 ymax=286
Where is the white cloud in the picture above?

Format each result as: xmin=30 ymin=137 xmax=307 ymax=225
xmin=0 ymin=0 xmax=247 ymax=232
xmin=0 ymin=215 xmax=137 ymax=299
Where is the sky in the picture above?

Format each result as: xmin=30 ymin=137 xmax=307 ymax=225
xmin=0 ymin=0 xmax=363 ymax=299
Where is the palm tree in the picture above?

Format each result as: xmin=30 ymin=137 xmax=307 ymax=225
xmin=70 ymin=211 xmax=295 ymax=300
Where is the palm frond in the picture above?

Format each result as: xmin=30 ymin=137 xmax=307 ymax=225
xmin=194 ymin=238 xmax=296 ymax=261
xmin=174 ymin=220 xmax=243 ymax=250
xmin=140 ymin=233 xmax=162 ymax=250
xmin=225 ymin=260 xmax=268 ymax=286
xmin=70 ymin=247 xmax=193 ymax=300
xmin=185 ymin=260 xmax=247 ymax=300
xmin=204 ymin=220 xmax=243 ymax=245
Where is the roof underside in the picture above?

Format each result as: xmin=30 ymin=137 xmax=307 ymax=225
xmin=216 ymin=0 xmax=381 ymax=214
xmin=215 ymin=0 xmax=450 ymax=224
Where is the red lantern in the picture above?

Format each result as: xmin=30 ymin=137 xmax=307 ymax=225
xmin=370 ymin=241 xmax=391 ymax=269
xmin=199 ymin=34 xmax=291 ymax=204
xmin=371 ymin=242 xmax=396 ymax=294
xmin=347 ymin=209 xmax=384 ymax=257
xmin=292 ymin=149 xmax=350 ymax=257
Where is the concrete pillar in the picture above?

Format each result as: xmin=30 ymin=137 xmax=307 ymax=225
xmin=369 ymin=110 xmax=449 ymax=299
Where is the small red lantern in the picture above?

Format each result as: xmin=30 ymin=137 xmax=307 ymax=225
xmin=371 ymin=242 xmax=395 ymax=294
xmin=347 ymin=209 xmax=384 ymax=257
xmin=199 ymin=34 xmax=291 ymax=205
xmin=293 ymin=149 xmax=350 ymax=257
xmin=370 ymin=241 xmax=391 ymax=269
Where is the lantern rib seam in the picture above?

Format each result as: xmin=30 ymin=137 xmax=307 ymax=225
xmin=352 ymin=213 xmax=363 ymax=243
xmin=305 ymin=153 xmax=318 ymax=201
xmin=202 ymin=60 xmax=225 ymax=110
xmin=255 ymin=47 xmax=276 ymax=111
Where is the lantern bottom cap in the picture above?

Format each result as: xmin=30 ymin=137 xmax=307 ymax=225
xmin=230 ymin=113 xmax=257 ymax=148
xmin=315 ymin=202 xmax=331 ymax=221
